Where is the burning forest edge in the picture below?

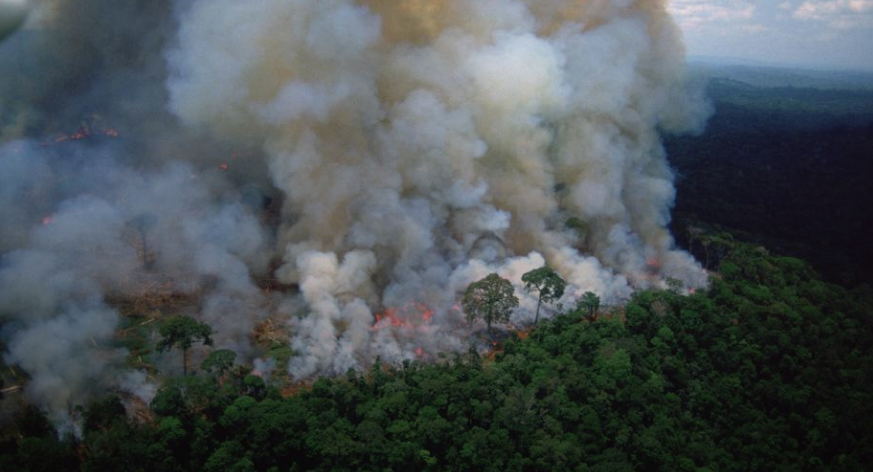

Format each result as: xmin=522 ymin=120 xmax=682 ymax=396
xmin=3 ymin=232 xmax=873 ymax=471
xmin=1 ymin=0 xmax=713 ymax=434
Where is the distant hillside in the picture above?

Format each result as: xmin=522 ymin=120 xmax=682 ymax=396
xmin=703 ymin=79 xmax=873 ymax=128
xmin=688 ymin=60 xmax=873 ymax=91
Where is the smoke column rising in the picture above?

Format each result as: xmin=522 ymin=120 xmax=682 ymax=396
xmin=0 ymin=0 xmax=710 ymax=428
xmin=166 ymin=0 xmax=711 ymax=377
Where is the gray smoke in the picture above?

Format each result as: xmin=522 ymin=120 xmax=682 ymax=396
xmin=166 ymin=0 xmax=711 ymax=378
xmin=0 ymin=0 xmax=710 ymax=427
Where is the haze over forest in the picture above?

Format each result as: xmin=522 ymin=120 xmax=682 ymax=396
xmin=1 ymin=1 xmax=872 ymax=470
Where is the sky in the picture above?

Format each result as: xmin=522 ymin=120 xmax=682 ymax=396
xmin=668 ymin=0 xmax=873 ymax=71
xmin=2 ymin=1 xmax=871 ymax=71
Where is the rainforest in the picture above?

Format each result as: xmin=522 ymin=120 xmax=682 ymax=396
xmin=1 ymin=1 xmax=872 ymax=471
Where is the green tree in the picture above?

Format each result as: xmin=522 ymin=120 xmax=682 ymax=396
xmin=158 ymin=315 xmax=213 ymax=375
xmin=462 ymin=273 xmax=518 ymax=334
xmin=201 ymin=349 xmax=237 ymax=378
xmin=521 ymin=266 xmax=566 ymax=326
xmin=579 ymin=291 xmax=601 ymax=321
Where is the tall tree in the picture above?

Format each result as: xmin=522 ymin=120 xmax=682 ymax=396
xmin=521 ymin=266 xmax=566 ymax=326
xmin=579 ymin=292 xmax=601 ymax=321
xmin=158 ymin=315 xmax=213 ymax=375
xmin=462 ymin=273 xmax=518 ymax=334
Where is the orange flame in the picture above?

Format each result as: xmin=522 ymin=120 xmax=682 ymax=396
xmin=371 ymin=302 xmax=435 ymax=330
xmin=373 ymin=307 xmax=406 ymax=328
xmin=415 ymin=303 xmax=434 ymax=322
xmin=42 ymin=126 xmax=121 ymax=146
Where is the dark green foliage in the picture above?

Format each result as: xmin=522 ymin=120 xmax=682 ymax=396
xmin=14 ymin=436 xmax=79 ymax=472
xmin=83 ymin=395 xmax=126 ymax=434
xmin=463 ymin=273 xmax=519 ymax=334
xmin=0 ymin=407 xmax=78 ymax=472
xmin=6 ymin=236 xmax=873 ymax=471
xmin=158 ymin=316 xmax=213 ymax=353
xmin=578 ymin=291 xmax=601 ymax=320
xmin=158 ymin=315 xmax=213 ymax=375
xmin=521 ymin=266 xmax=566 ymax=325
xmin=201 ymin=349 xmax=237 ymax=377
xmin=666 ymin=79 xmax=873 ymax=286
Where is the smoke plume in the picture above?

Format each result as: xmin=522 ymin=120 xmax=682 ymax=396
xmin=0 ymin=0 xmax=710 ymax=428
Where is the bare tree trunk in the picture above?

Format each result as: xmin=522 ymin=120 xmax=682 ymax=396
xmin=534 ymin=295 xmax=542 ymax=326
xmin=140 ymin=231 xmax=149 ymax=269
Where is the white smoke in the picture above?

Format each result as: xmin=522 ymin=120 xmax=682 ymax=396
xmin=0 ymin=0 xmax=711 ymax=422
xmin=0 ymin=142 xmax=271 ymax=429
xmin=167 ymin=0 xmax=710 ymax=378
xmin=0 ymin=248 xmax=125 ymax=435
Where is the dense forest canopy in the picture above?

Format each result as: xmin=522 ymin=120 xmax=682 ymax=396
xmin=3 ymin=227 xmax=872 ymax=471
xmin=667 ymin=68 xmax=873 ymax=287
xmin=0 ymin=1 xmax=714 ymax=423
xmin=2 ymin=65 xmax=873 ymax=471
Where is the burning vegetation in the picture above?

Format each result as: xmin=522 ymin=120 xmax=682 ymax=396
xmin=0 ymin=0 xmax=712 ymax=434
